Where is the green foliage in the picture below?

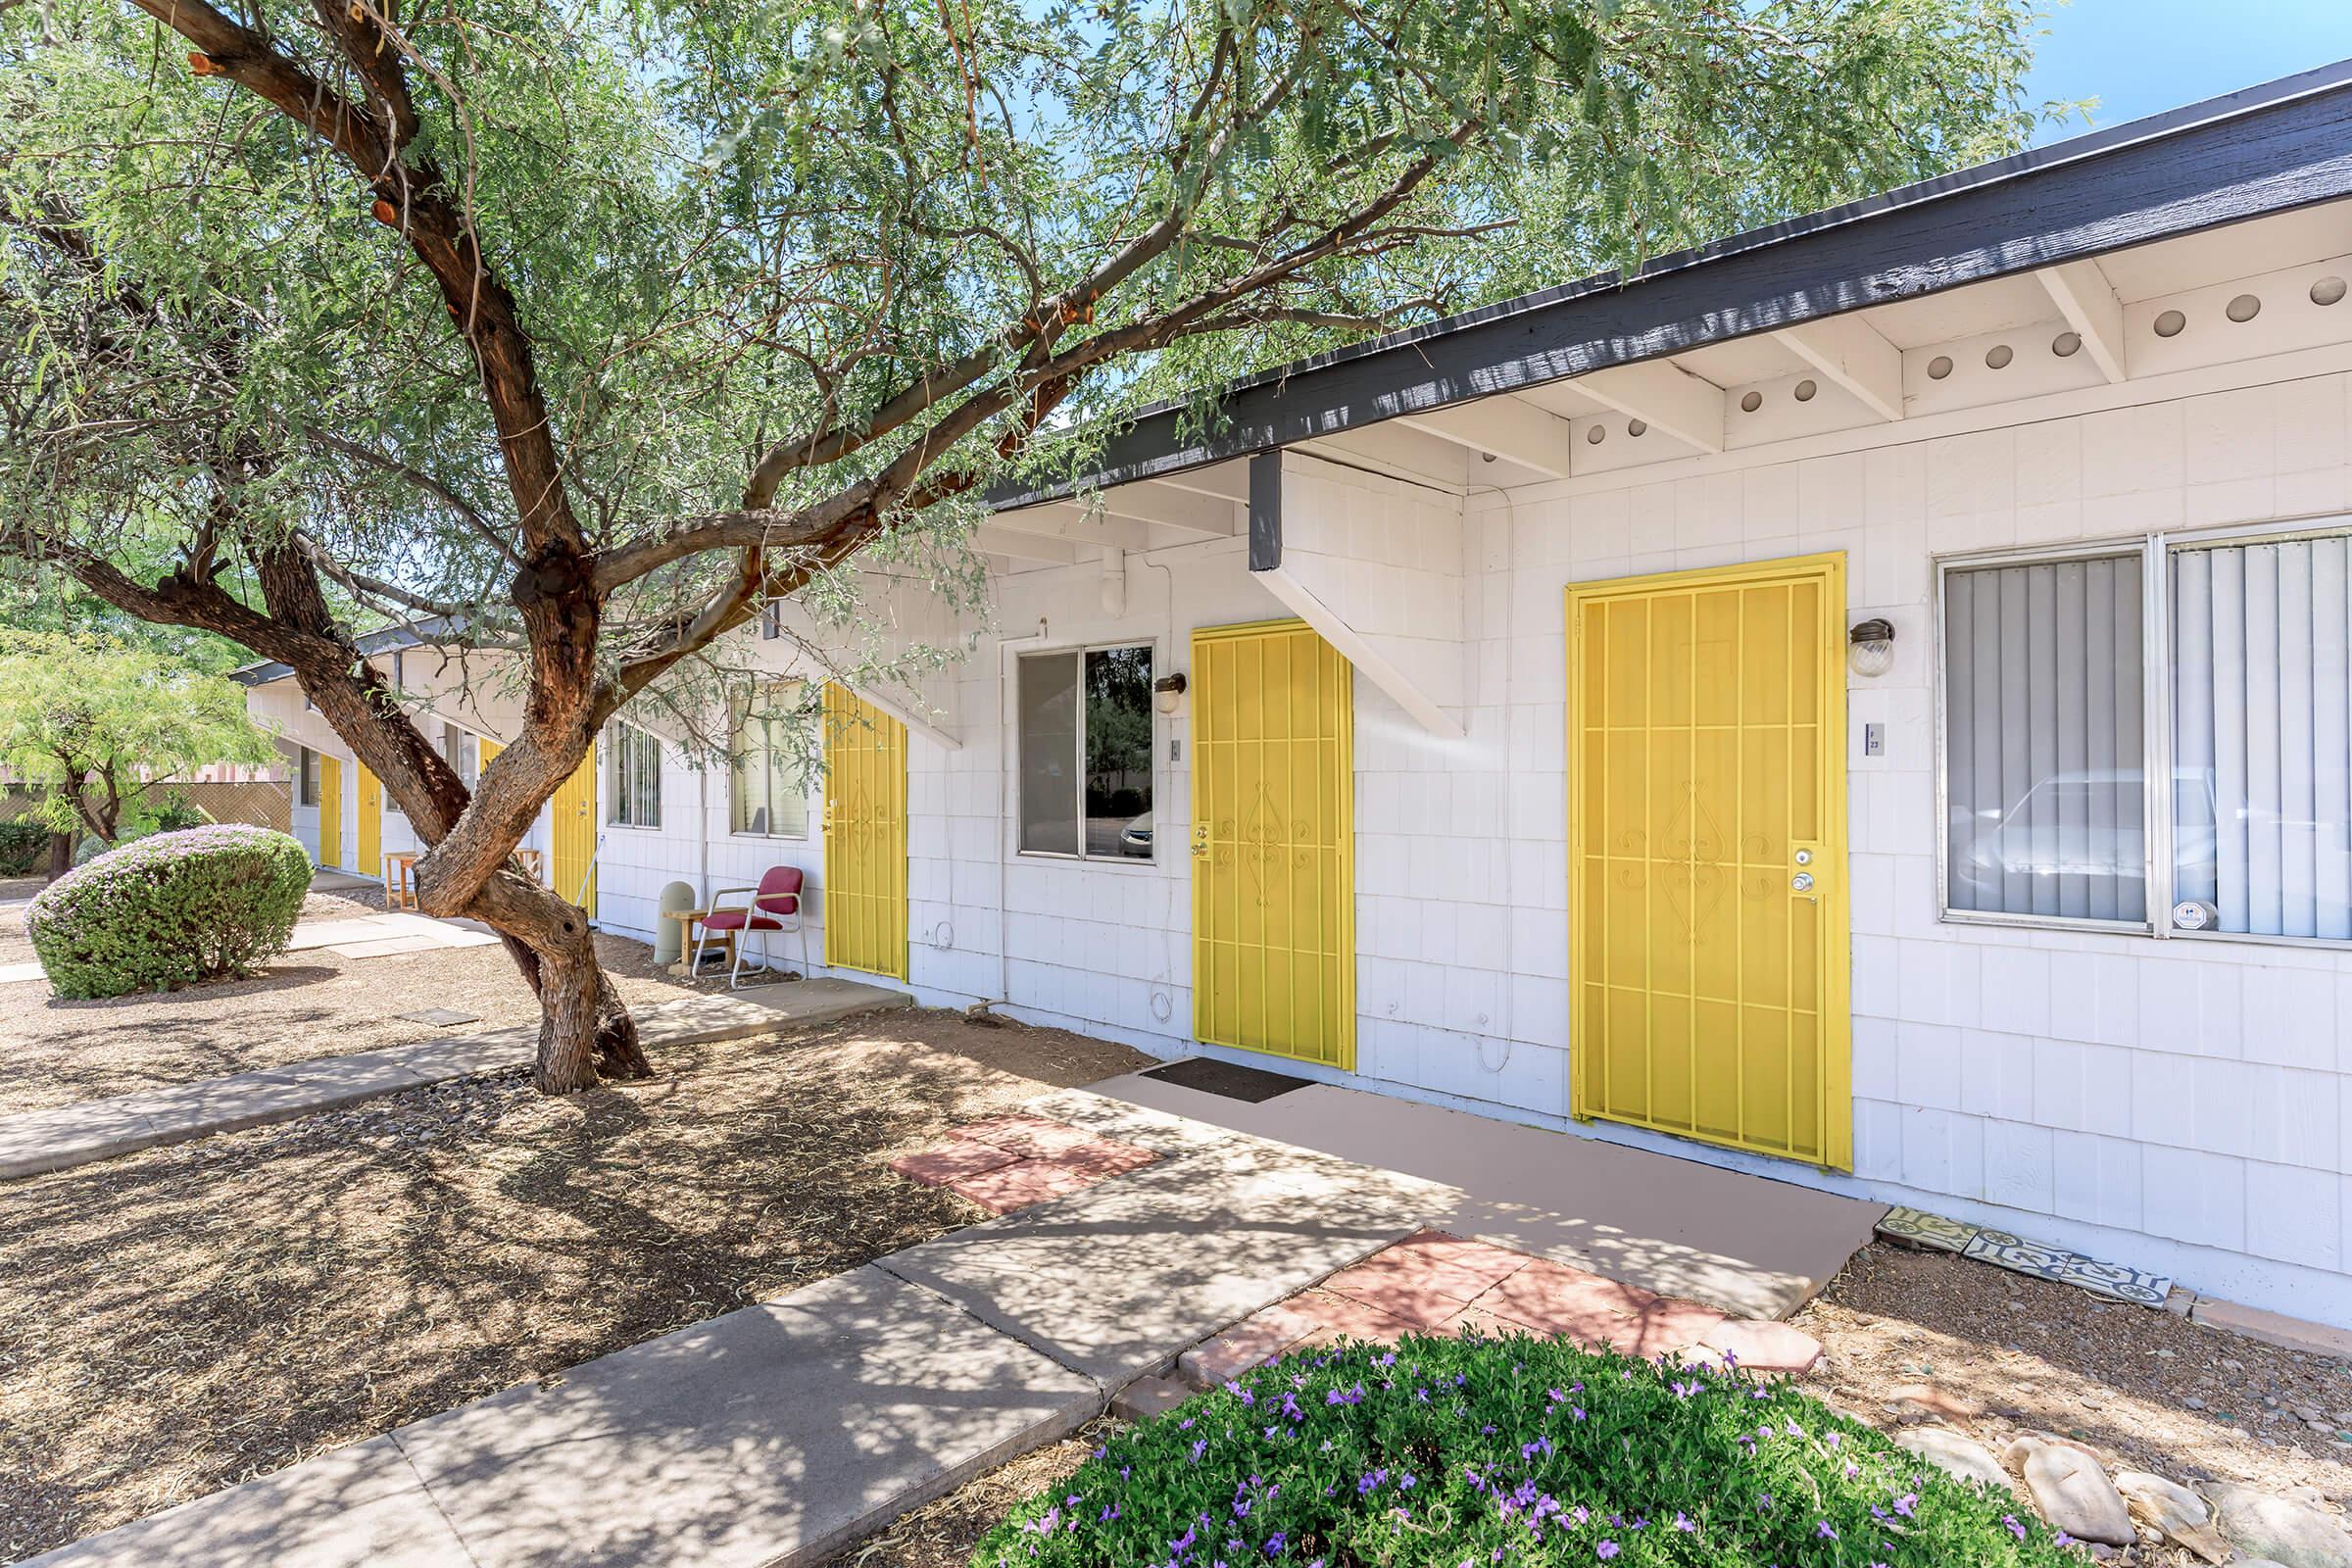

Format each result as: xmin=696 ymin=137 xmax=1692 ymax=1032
xmin=0 ymin=817 xmax=50 ymax=876
xmin=24 ymin=824 xmax=311 ymax=997
xmin=0 ymin=633 xmax=273 ymax=841
xmin=0 ymin=0 xmax=2057 ymax=672
xmin=975 ymin=1331 xmax=2076 ymax=1567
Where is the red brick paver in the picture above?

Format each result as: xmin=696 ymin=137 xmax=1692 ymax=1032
xmin=947 ymin=1157 xmax=1103 ymax=1214
xmin=957 ymin=1114 xmax=1102 ymax=1160
xmin=890 ymin=1116 xmax=1161 ymax=1216
xmin=1177 ymin=1302 xmax=1320 ymax=1388
xmin=887 ymin=1138 xmax=1020 ymax=1185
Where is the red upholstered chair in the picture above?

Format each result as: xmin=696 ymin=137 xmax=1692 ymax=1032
xmin=696 ymin=865 xmax=807 ymax=987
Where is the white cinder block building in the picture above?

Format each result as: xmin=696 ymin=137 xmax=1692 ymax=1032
xmin=311 ymin=68 xmax=2352 ymax=1327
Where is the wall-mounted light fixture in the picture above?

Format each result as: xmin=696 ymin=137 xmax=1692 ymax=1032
xmin=1153 ymin=671 xmax=1189 ymax=716
xmin=1848 ymin=617 xmax=1896 ymax=678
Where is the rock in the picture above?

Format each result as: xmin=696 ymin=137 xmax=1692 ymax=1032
xmin=2014 ymin=1437 xmax=2134 ymax=1547
xmin=1890 ymin=1382 xmax=1986 ymax=1421
xmin=1895 ymin=1427 xmax=2009 ymax=1491
xmin=2206 ymin=1484 xmax=2352 ymax=1568
xmin=2114 ymin=1472 xmax=2230 ymax=1564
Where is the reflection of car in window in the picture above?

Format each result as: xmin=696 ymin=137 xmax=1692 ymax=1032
xmin=1951 ymin=768 xmax=2156 ymax=898
xmin=1119 ymin=811 xmax=1152 ymax=856
xmin=1951 ymin=768 xmax=2254 ymax=897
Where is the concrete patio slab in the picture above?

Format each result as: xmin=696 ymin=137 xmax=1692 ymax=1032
xmin=1084 ymin=1070 xmax=1886 ymax=1319
xmin=22 ymin=1437 xmax=467 ymax=1568
xmin=876 ymin=1130 xmax=1448 ymax=1390
xmin=391 ymin=1266 xmax=1098 ymax=1568
xmin=0 ymin=959 xmax=46 ymax=985
xmin=0 ymin=983 xmax=911 ymax=1180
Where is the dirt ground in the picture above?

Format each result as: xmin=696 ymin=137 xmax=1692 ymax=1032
xmin=3 ymin=878 xmax=796 ymax=1114
xmin=0 ymin=1008 xmax=1149 ymax=1561
xmin=829 ymin=1420 xmax=1117 ymax=1568
xmin=1796 ymin=1243 xmax=2352 ymax=1531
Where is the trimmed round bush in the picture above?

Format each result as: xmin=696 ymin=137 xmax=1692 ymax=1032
xmin=25 ymin=825 xmax=312 ymax=999
xmin=975 ymin=1332 xmax=2076 ymax=1567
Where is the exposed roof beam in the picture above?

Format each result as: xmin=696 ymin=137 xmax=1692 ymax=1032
xmin=1146 ymin=464 xmax=1250 ymax=505
xmin=971 ymin=526 xmax=1084 ymax=564
xmin=1574 ymin=362 xmax=1726 ymax=453
xmin=1083 ymin=480 xmax=1242 ymax=538
xmin=2035 ymin=260 xmax=2130 ymax=383
xmin=1393 ymin=395 xmax=1576 ymax=479
xmin=987 ymin=504 xmax=1158 ymax=553
xmin=1772 ymin=315 xmax=1905 ymax=421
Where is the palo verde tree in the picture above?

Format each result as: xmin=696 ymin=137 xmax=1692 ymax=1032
xmin=0 ymin=0 xmax=2050 ymax=1092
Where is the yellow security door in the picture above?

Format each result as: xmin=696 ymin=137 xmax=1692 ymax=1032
xmin=552 ymin=742 xmax=597 ymax=915
xmin=318 ymin=755 xmax=343 ymax=869
xmin=1192 ymin=619 xmax=1353 ymax=1070
xmin=356 ymin=763 xmax=381 ymax=883
xmin=822 ymin=685 xmax=907 ymax=979
xmin=1565 ymin=553 xmax=1851 ymax=1169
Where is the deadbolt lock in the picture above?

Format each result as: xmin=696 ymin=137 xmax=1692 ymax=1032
xmin=1793 ymin=848 xmax=1813 ymax=866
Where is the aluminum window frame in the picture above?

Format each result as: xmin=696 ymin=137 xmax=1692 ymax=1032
xmin=1012 ymin=638 xmax=1160 ymax=865
xmin=1934 ymin=510 xmax=2352 ymax=950
xmin=728 ymin=676 xmax=812 ymax=841
xmin=606 ymin=720 xmax=663 ymax=830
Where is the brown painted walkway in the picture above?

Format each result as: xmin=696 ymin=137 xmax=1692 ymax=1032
xmin=1085 ymin=1069 xmax=1886 ymax=1319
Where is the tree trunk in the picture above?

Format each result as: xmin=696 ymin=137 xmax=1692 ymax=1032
xmin=468 ymin=866 xmax=651 ymax=1093
xmin=44 ymin=831 xmax=73 ymax=881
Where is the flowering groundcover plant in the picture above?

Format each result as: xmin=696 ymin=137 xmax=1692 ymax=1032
xmin=973 ymin=1330 xmax=2078 ymax=1567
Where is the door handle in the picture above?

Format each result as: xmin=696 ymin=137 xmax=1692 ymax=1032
xmin=1191 ymin=822 xmax=1209 ymax=859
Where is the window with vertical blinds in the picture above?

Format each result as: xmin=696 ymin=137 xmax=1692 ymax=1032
xmin=2172 ymin=535 xmax=2352 ymax=939
xmin=1942 ymin=554 xmax=2148 ymax=924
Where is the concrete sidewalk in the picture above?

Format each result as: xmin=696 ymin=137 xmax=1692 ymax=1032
xmin=28 ymin=1089 xmax=1451 ymax=1568
xmin=25 ymin=1086 xmax=1874 ymax=1568
xmin=0 ymin=979 xmax=909 ymax=1180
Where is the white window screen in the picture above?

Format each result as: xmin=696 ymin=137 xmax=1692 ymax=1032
xmin=2172 ymin=536 xmax=2352 ymax=938
xmin=609 ymin=722 xmax=662 ymax=828
xmin=730 ymin=680 xmax=809 ymax=837
xmin=1943 ymin=555 xmax=2147 ymax=922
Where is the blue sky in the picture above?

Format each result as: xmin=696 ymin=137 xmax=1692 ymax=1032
xmin=2025 ymin=0 xmax=2352 ymax=143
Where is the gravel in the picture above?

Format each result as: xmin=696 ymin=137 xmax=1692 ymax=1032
xmin=3 ymin=881 xmax=774 ymax=1114
xmin=0 ymin=1007 xmax=1149 ymax=1561
xmin=1793 ymin=1242 xmax=2352 ymax=1558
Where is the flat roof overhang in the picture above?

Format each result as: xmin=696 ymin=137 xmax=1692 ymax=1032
xmin=990 ymin=58 xmax=2352 ymax=511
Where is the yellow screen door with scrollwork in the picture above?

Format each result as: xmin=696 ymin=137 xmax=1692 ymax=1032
xmin=822 ymin=684 xmax=908 ymax=980
xmin=1191 ymin=618 xmax=1353 ymax=1070
xmin=1565 ymin=553 xmax=1851 ymax=1170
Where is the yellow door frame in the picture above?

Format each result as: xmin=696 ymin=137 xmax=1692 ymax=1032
xmin=356 ymin=762 xmax=381 ymax=883
xmin=1190 ymin=616 xmax=1355 ymax=1071
xmin=552 ymin=742 xmax=597 ymax=915
xmin=317 ymin=754 xmax=343 ymax=869
xmin=1563 ymin=551 xmax=1852 ymax=1170
xmin=822 ymin=684 xmax=908 ymax=980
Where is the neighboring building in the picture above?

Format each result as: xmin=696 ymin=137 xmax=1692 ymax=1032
xmin=265 ymin=66 xmax=2352 ymax=1328
xmin=232 ymin=623 xmax=586 ymax=901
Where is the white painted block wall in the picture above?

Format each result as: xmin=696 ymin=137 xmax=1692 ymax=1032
xmin=590 ymin=354 xmax=2352 ymax=1326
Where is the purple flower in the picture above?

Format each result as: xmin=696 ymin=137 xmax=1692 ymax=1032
xmin=1816 ymin=1520 xmax=1838 ymax=1540
xmin=1594 ymin=1543 xmax=1619 ymax=1561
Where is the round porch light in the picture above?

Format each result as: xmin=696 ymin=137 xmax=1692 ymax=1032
xmin=1847 ymin=617 xmax=1896 ymax=678
xmin=2154 ymin=309 xmax=2186 ymax=338
xmin=1152 ymin=671 xmax=1189 ymax=716
xmin=2312 ymin=276 xmax=2345 ymax=307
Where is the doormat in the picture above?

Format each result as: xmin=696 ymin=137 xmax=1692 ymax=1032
xmin=1877 ymin=1205 xmax=2174 ymax=1308
xmin=1144 ymin=1056 xmax=1312 ymax=1103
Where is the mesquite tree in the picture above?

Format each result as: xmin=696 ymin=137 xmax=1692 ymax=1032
xmin=0 ymin=0 xmax=2046 ymax=1092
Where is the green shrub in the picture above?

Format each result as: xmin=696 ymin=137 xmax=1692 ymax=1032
xmin=0 ymin=817 xmax=48 ymax=876
xmin=975 ymin=1332 xmax=2076 ymax=1568
xmin=24 ymin=825 xmax=312 ymax=998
